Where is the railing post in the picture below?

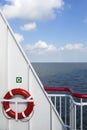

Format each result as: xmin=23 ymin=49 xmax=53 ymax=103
xmin=50 ymin=104 xmax=52 ymax=130
xmin=54 ymin=96 xmax=56 ymax=109
xmin=70 ymin=98 xmax=72 ymax=129
xmin=80 ymin=98 xmax=83 ymax=130
xmin=70 ymin=98 xmax=75 ymax=130
xmin=74 ymin=104 xmax=76 ymax=130
xmin=60 ymin=96 xmax=62 ymax=118
xmin=65 ymin=96 xmax=67 ymax=125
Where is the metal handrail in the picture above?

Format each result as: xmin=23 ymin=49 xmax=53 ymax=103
xmin=44 ymin=87 xmax=87 ymax=98
xmin=45 ymin=87 xmax=87 ymax=130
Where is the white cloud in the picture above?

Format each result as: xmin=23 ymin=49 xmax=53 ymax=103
xmin=21 ymin=22 xmax=37 ymax=31
xmin=24 ymin=41 xmax=87 ymax=62
xmin=25 ymin=40 xmax=57 ymax=54
xmin=1 ymin=0 xmax=64 ymax=20
xmin=14 ymin=33 xmax=24 ymax=43
xmin=62 ymin=43 xmax=84 ymax=50
xmin=25 ymin=42 xmax=86 ymax=54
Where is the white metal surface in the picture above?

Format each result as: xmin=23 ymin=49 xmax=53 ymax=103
xmin=0 ymin=10 xmax=66 ymax=130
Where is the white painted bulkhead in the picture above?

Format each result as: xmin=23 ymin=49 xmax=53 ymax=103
xmin=0 ymin=11 xmax=66 ymax=130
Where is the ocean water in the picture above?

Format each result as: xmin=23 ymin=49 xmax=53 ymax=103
xmin=32 ymin=63 xmax=87 ymax=94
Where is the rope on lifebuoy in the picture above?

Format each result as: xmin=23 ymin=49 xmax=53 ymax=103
xmin=2 ymin=88 xmax=34 ymax=120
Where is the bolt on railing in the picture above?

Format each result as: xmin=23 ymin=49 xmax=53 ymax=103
xmin=45 ymin=87 xmax=87 ymax=130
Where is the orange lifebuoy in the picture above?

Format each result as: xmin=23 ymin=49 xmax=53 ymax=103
xmin=3 ymin=88 xmax=34 ymax=119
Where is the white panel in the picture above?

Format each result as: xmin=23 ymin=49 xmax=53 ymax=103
xmin=8 ymin=29 xmax=28 ymax=90
xmin=7 ymin=26 xmax=29 ymax=130
xmin=0 ymin=13 xmax=9 ymax=130
xmin=52 ymin=109 xmax=64 ymax=130
xmin=29 ymin=69 xmax=51 ymax=130
xmin=0 ymin=13 xmax=8 ymax=96
xmin=0 ymin=11 xmax=66 ymax=130
xmin=9 ymin=121 xmax=29 ymax=130
xmin=0 ymin=12 xmax=29 ymax=130
xmin=29 ymin=68 xmax=65 ymax=130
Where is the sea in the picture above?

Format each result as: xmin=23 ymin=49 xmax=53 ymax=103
xmin=32 ymin=62 xmax=87 ymax=94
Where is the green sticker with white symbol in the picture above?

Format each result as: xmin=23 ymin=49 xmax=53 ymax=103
xmin=16 ymin=77 xmax=22 ymax=83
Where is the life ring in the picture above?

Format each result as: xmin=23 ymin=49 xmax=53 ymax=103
xmin=3 ymin=88 xmax=34 ymax=119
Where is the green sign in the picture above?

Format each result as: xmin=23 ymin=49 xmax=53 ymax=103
xmin=16 ymin=77 xmax=22 ymax=83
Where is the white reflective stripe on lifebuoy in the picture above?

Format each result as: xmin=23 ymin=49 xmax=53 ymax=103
xmin=22 ymin=112 xmax=26 ymax=118
xmin=27 ymin=96 xmax=32 ymax=100
xmin=5 ymin=107 xmax=11 ymax=112
xmin=9 ymin=90 xmax=13 ymax=96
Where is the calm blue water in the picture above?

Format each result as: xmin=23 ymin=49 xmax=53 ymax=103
xmin=32 ymin=63 xmax=87 ymax=94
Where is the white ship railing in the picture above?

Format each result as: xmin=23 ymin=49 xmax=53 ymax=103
xmin=45 ymin=87 xmax=87 ymax=130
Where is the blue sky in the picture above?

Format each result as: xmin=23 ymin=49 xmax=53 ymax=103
xmin=0 ymin=0 xmax=87 ymax=62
